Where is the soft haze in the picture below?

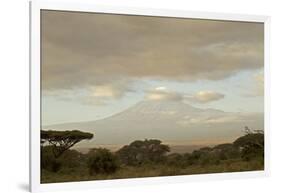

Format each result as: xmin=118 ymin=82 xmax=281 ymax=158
xmin=41 ymin=10 xmax=264 ymax=147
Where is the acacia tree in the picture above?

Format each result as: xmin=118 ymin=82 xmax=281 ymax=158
xmin=233 ymin=127 xmax=264 ymax=161
xmin=116 ymin=139 xmax=170 ymax=166
xmin=41 ymin=130 xmax=94 ymax=158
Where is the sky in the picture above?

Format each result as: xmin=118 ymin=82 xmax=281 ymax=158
xmin=41 ymin=10 xmax=264 ymax=127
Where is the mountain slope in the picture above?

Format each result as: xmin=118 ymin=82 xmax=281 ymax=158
xmin=43 ymin=100 xmax=264 ymax=148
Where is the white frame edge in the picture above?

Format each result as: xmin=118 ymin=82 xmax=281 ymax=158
xmin=29 ymin=0 xmax=271 ymax=192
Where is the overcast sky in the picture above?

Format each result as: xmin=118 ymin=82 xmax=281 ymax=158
xmin=41 ymin=10 xmax=264 ymax=126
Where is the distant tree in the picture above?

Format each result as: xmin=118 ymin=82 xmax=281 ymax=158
xmin=41 ymin=145 xmax=62 ymax=172
xmin=116 ymin=139 xmax=170 ymax=166
xmin=188 ymin=148 xmax=214 ymax=166
xmin=234 ymin=132 xmax=264 ymax=149
xmin=244 ymin=126 xmax=252 ymax=135
xmin=41 ymin=130 xmax=93 ymax=158
xmin=212 ymin=143 xmax=240 ymax=160
xmin=234 ymin=127 xmax=264 ymax=161
xmin=41 ymin=146 xmax=83 ymax=172
xmin=60 ymin=149 xmax=82 ymax=168
xmin=199 ymin=147 xmax=212 ymax=152
xmin=188 ymin=147 xmax=221 ymax=166
xmin=243 ymin=126 xmax=264 ymax=135
xmin=87 ymin=148 xmax=120 ymax=175
xmin=166 ymin=153 xmax=184 ymax=167
xmin=198 ymin=147 xmax=220 ymax=165
xmin=213 ymin=143 xmax=233 ymax=150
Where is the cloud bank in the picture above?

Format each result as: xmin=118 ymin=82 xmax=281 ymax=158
xmin=145 ymin=88 xmax=224 ymax=104
xmin=192 ymin=91 xmax=225 ymax=103
xmin=146 ymin=89 xmax=183 ymax=101
xmin=41 ymin=10 xmax=264 ymax=94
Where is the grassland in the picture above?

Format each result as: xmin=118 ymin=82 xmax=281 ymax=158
xmin=41 ymin=131 xmax=264 ymax=183
xmin=41 ymin=157 xmax=263 ymax=183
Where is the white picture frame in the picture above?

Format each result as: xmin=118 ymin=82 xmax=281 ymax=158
xmin=29 ymin=1 xmax=270 ymax=192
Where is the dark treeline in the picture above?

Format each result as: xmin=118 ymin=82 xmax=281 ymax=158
xmin=41 ymin=128 xmax=264 ymax=183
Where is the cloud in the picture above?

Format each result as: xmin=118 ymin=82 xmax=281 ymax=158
xmin=89 ymin=85 xmax=127 ymax=105
xmin=146 ymin=88 xmax=224 ymax=104
xmin=255 ymin=72 xmax=264 ymax=96
xmin=205 ymin=115 xmax=249 ymax=124
xmin=146 ymin=88 xmax=183 ymax=101
xmin=155 ymin=86 xmax=167 ymax=91
xmin=43 ymin=81 xmax=134 ymax=105
xmin=243 ymin=71 xmax=264 ymax=97
xmin=91 ymin=81 xmax=132 ymax=99
xmin=177 ymin=112 xmax=259 ymax=127
xmin=92 ymin=86 xmax=116 ymax=97
xmin=41 ymin=10 xmax=264 ymax=92
xmin=186 ymin=91 xmax=225 ymax=103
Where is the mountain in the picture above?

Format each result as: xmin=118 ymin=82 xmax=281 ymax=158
xmin=43 ymin=100 xmax=264 ymax=149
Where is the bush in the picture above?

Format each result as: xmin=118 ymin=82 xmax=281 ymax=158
xmin=166 ymin=153 xmax=184 ymax=167
xmin=234 ymin=132 xmax=264 ymax=161
xmin=116 ymin=139 xmax=170 ymax=166
xmin=59 ymin=149 xmax=81 ymax=168
xmin=41 ymin=146 xmax=82 ymax=172
xmin=87 ymin=148 xmax=120 ymax=175
xmin=182 ymin=153 xmax=192 ymax=166
xmin=187 ymin=148 xmax=221 ymax=166
xmin=212 ymin=143 xmax=240 ymax=160
xmin=41 ymin=146 xmax=62 ymax=172
xmin=241 ymin=143 xmax=264 ymax=161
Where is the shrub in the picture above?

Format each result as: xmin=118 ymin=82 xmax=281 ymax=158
xmin=87 ymin=148 xmax=120 ymax=175
xmin=213 ymin=143 xmax=240 ymax=160
xmin=41 ymin=146 xmax=82 ymax=172
xmin=182 ymin=153 xmax=192 ymax=166
xmin=41 ymin=146 xmax=62 ymax=172
xmin=116 ymin=139 xmax=170 ymax=166
xmin=166 ymin=153 xmax=184 ymax=167
xmin=59 ymin=149 xmax=81 ymax=168
xmin=188 ymin=148 xmax=220 ymax=166
xmin=234 ymin=132 xmax=264 ymax=161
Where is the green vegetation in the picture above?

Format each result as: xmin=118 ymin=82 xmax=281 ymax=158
xmin=41 ymin=130 xmax=93 ymax=172
xmin=116 ymin=139 xmax=170 ymax=166
xmin=87 ymin=148 xmax=120 ymax=175
xmin=41 ymin=128 xmax=264 ymax=183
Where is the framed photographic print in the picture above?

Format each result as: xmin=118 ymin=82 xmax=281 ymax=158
xmin=30 ymin=1 xmax=270 ymax=192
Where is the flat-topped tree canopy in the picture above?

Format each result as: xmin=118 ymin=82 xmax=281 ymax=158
xmin=41 ymin=130 xmax=93 ymax=141
xmin=233 ymin=127 xmax=264 ymax=148
xmin=233 ymin=133 xmax=264 ymax=148
xmin=41 ymin=130 xmax=94 ymax=158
